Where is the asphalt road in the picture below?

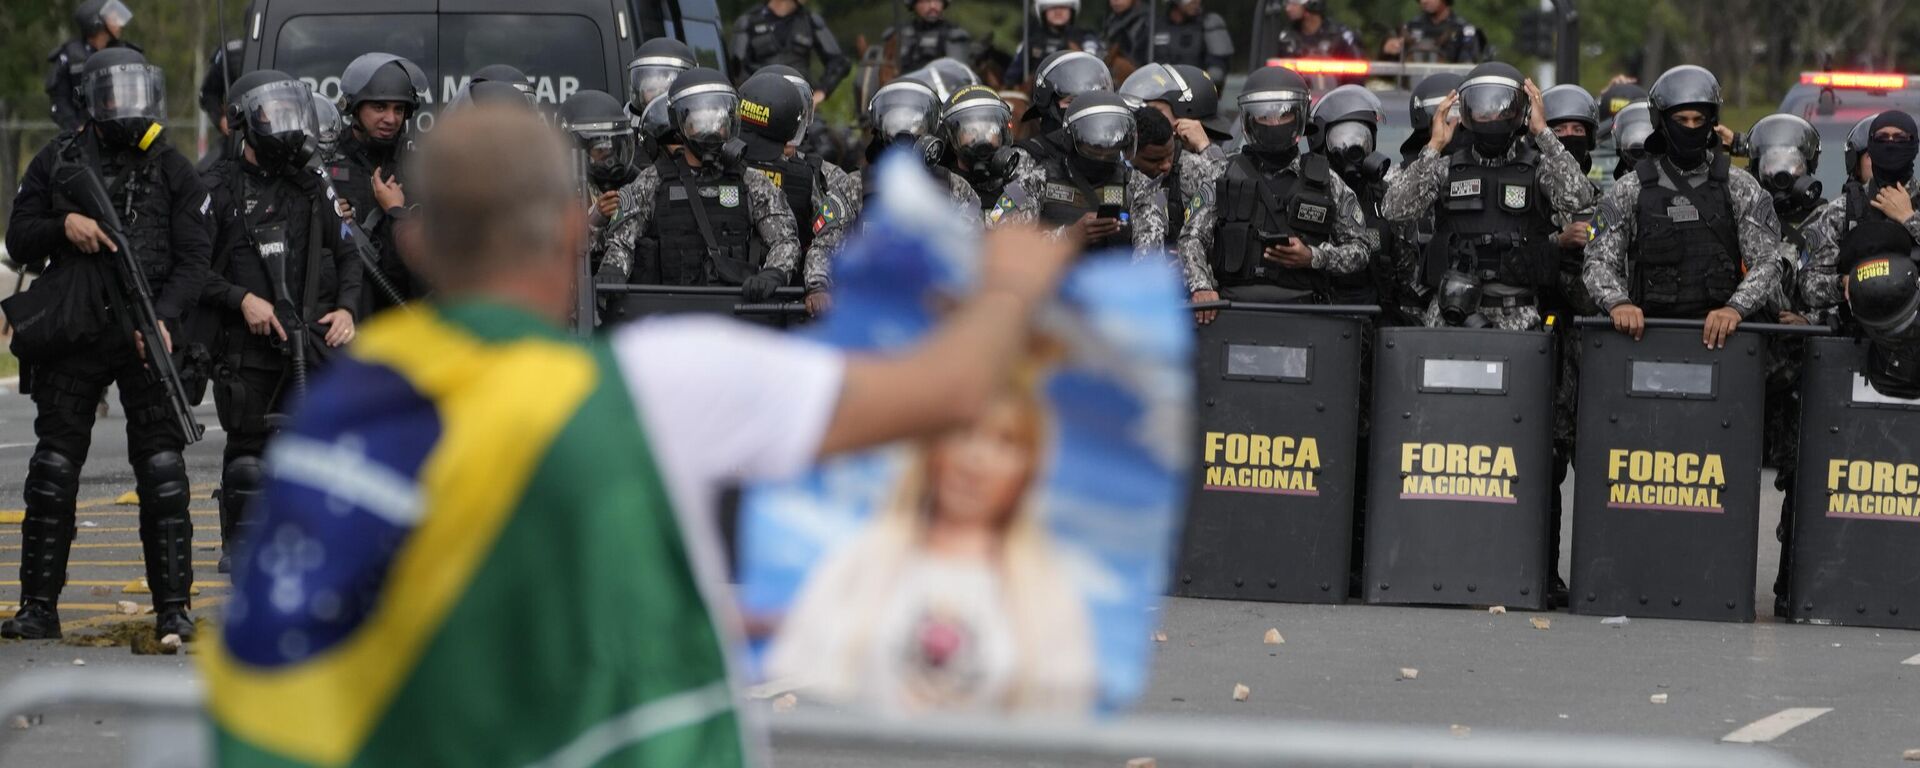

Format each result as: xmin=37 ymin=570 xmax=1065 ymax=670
xmin=0 ymin=383 xmax=1914 ymax=767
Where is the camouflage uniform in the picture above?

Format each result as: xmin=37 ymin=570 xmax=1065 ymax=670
xmin=1164 ymin=147 xmax=1227 ymax=277
xmin=600 ymin=161 xmax=802 ymax=286
xmin=1582 ymin=163 xmax=1787 ymax=320
xmin=1175 ymin=152 xmax=1377 ymax=294
xmin=797 ymin=162 xmax=860 ymax=293
xmin=988 ymin=152 xmax=1169 ymax=256
xmin=1796 ymin=184 xmax=1920 ymax=311
xmin=1383 ymin=129 xmax=1597 ymax=331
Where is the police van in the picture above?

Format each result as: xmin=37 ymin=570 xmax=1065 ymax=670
xmin=1776 ymin=70 xmax=1920 ymax=194
xmin=237 ymin=0 xmax=730 ymax=128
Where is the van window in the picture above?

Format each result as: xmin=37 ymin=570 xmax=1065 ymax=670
xmin=439 ymin=14 xmax=608 ymax=104
xmin=275 ymin=14 xmax=437 ymax=104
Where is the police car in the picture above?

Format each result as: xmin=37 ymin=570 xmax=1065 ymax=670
xmin=1775 ymin=70 xmax=1920 ymax=194
xmin=238 ymin=0 xmax=730 ymax=128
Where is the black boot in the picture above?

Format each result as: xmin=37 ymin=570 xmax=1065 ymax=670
xmin=216 ymin=456 xmax=263 ymax=575
xmin=1 ymin=452 xmax=80 ymax=640
xmin=136 ymin=452 xmax=196 ymax=641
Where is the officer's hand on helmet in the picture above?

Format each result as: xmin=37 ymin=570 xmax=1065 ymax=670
xmin=1191 ymin=289 xmax=1220 ymax=326
xmin=596 ymin=190 xmax=621 ymax=221
xmin=1263 ymin=237 xmax=1314 ymax=269
xmin=240 ymin=293 xmax=287 ymax=340
xmin=1554 ymin=220 xmax=1591 ymax=249
xmin=742 ymin=267 xmax=788 ymax=302
xmin=805 ymin=290 xmax=832 ymax=318
xmin=1174 ymin=118 xmax=1212 ymax=153
xmin=1713 ymin=125 xmax=1736 ymax=150
xmin=1524 ymin=79 xmax=1549 ymax=136
xmin=1426 ymin=92 xmax=1461 ymax=153
xmin=1609 ymin=302 xmax=1645 ymax=341
xmin=62 ymin=213 xmax=116 ymax=254
xmin=1703 ymin=306 xmax=1742 ymax=350
xmin=320 ymin=309 xmax=357 ymax=347
xmin=372 ymin=167 xmax=406 ymax=211
xmin=1871 ymin=183 xmax=1916 ymax=223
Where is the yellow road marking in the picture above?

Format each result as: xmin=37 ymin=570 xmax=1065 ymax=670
xmin=0 ymin=485 xmax=220 ymax=522
xmin=0 ymin=540 xmax=220 ymax=551
xmin=1 ymin=602 xmax=146 ymax=613
xmin=0 ymin=560 xmax=222 ymax=568
xmin=0 ymin=580 xmax=227 ymax=588
xmin=73 ymin=525 xmax=221 ymax=534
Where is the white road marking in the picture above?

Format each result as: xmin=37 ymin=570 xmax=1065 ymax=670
xmin=0 ymin=443 xmax=33 ymax=451
xmin=1720 ymin=707 xmax=1833 ymax=743
xmin=1902 ymin=652 xmax=1920 ymax=666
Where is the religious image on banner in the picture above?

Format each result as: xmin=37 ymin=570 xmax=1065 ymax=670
xmin=738 ymin=151 xmax=1194 ymax=716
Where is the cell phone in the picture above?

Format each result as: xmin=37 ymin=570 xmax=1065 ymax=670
xmin=1097 ymin=203 xmax=1129 ymax=224
xmin=1260 ymin=231 xmax=1297 ymax=248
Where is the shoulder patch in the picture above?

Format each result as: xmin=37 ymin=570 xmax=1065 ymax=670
xmin=813 ymin=194 xmax=846 ymax=234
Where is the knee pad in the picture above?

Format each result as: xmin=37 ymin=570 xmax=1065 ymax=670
xmin=224 ymin=455 xmax=264 ymax=493
xmin=25 ymin=451 xmax=80 ymax=511
xmin=134 ymin=451 xmax=190 ymax=507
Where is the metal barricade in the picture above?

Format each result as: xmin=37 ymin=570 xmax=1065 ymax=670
xmin=595 ymin=284 xmax=810 ymax=329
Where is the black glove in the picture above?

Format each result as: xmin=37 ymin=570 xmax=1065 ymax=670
xmin=741 ymin=267 xmax=788 ymax=302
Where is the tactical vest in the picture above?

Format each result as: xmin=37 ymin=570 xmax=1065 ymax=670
xmin=745 ymin=12 xmax=818 ymax=71
xmin=1211 ymin=153 xmax=1337 ymax=293
xmin=1629 ymin=155 xmax=1742 ymax=318
xmin=1154 ymin=18 xmax=1205 ymax=67
xmin=897 ymin=23 xmax=955 ymax=72
xmin=54 ymin=136 xmax=176 ymax=288
xmin=1327 ymin=170 xmax=1386 ymax=305
xmin=748 ymin=153 xmax=823 ymax=253
xmin=650 ymin=157 xmax=758 ymax=286
xmin=1425 ymin=145 xmax=1555 ymax=289
xmin=1036 ymin=154 xmax=1131 ymax=248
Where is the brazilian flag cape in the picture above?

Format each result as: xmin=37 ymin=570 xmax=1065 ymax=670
xmin=200 ymin=302 xmax=747 ymax=767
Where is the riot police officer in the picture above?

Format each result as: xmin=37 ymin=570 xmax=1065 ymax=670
xmin=943 ymin=85 xmax=1024 ymax=211
xmin=992 ymin=91 xmax=1166 ymax=254
xmin=1842 ymin=113 xmax=1879 ymax=186
xmin=561 ymin=90 xmax=643 ymax=291
xmin=1842 ymin=231 xmax=1920 ymax=398
xmin=729 ymin=0 xmax=851 ymax=104
xmin=735 ymin=72 xmax=859 ymax=316
xmin=1749 ymin=114 xmax=1827 ymax=249
xmin=1273 ymin=0 xmax=1365 ymax=61
xmin=1177 ymin=66 xmax=1376 ymax=309
xmin=901 ymin=58 xmax=981 ymax=105
xmin=1381 ymin=62 xmax=1595 ymax=331
xmin=1019 ymin=51 xmax=1113 ymax=157
xmin=194 ymin=39 xmax=246 ymax=174
xmin=454 ymin=64 xmax=535 ymax=106
xmin=1609 ymin=101 xmax=1654 ymax=181
xmin=1398 ymin=72 xmax=1465 ymax=164
xmin=627 ymin=38 xmax=698 ymax=122
xmin=858 ymin=79 xmax=982 ymax=208
xmin=1802 ymin=111 xmax=1920 ymax=314
xmin=200 ymin=70 xmax=361 ymax=574
xmin=1540 ymin=83 xmax=1603 ymax=606
xmin=1007 ymin=0 xmax=1103 ymax=85
xmin=885 ymin=0 xmax=974 ymax=75
xmin=1101 ymin=0 xmax=1154 ymax=71
xmin=1309 ymin=85 xmax=1396 ymax=310
xmin=1152 ymin=0 xmax=1234 ymax=85
xmin=3 ymin=47 xmax=211 ymax=641
xmin=1584 ymin=65 xmax=1787 ymax=349
xmin=46 ymin=0 xmax=137 ymax=132
xmin=1121 ymin=64 xmax=1228 ymax=264
xmin=329 ymin=53 xmax=429 ymax=317
xmin=311 ymin=91 xmax=345 ymax=168
xmin=1382 ymin=0 xmax=1486 ymax=64
xmin=1595 ymin=80 xmax=1648 ymax=142
xmin=603 ymin=69 xmax=802 ymax=301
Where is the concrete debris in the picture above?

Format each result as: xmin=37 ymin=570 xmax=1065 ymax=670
xmin=1262 ymin=628 xmax=1284 ymax=645
xmin=1901 ymin=748 xmax=1920 ymax=761
xmin=1649 ymin=693 xmax=1669 ymax=704
xmin=1126 ymin=759 xmax=1158 ymax=768
xmin=1530 ymin=618 xmax=1552 ymax=630
xmin=115 ymin=601 xmax=139 ymax=615
xmin=1601 ymin=616 xmax=1631 ymax=627
xmin=8 ymin=716 xmax=29 ymax=730
xmin=88 ymin=586 xmax=112 ymax=597
xmin=1152 ymin=631 xmax=1167 ymax=643
xmin=1450 ymin=724 xmax=1471 ymax=738
xmin=1232 ymin=684 xmax=1251 ymax=702
xmin=1398 ymin=668 xmax=1419 ymax=681
xmin=71 ymin=659 xmax=85 ymax=666
xmin=1487 ymin=606 xmax=1507 ymax=615
xmin=771 ymin=693 xmax=798 ymax=714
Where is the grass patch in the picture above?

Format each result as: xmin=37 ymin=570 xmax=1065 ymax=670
xmin=0 ymin=351 xmax=16 ymax=379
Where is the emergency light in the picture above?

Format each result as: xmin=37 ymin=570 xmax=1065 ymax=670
xmin=1269 ymin=58 xmax=1372 ymax=76
xmin=1801 ymin=72 xmax=1908 ymax=90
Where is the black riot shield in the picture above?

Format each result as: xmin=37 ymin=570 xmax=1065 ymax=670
xmin=1174 ymin=304 xmax=1372 ymax=603
xmin=1363 ymin=327 xmax=1555 ymax=610
xmin=1569 ymin=320 xmax=1820 ymax=623
xmin=1789 ymin=337 xmax=1920 ymax=629
xmin=598 ymin=285 xmax=810 ymax=330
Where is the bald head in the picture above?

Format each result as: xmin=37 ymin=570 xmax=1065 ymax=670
xmin=405 ymin=104 xmax=583 ymax=311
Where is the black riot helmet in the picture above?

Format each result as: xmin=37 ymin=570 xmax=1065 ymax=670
xmin=1542 ymin=84 xmax=1599 ymax=148
xmin=1308 ymin=84 xmax=1383 ymax=157
xmin=1611 ymin=102 xmax=1654 ymax=177
xmin=449 ymin=80 xmax=538 ymax=112
xmin=561 ymin=89 xmax=640 ymax=189
xmin=1457 ymin=62 xmax=1528 ymax=155
xmin=312 ymin=90 xmax=344 ymax=161
xmin=667 ymin=68 xmax=740 ymax=159
xmin=908 ymin=58 xmax=981 ymax=105
xmin=81 ymin=47 xmax=165 ymax=149
xmin=737 ymin=71 xmax=808 ymax=160
xmin=639 ymin=94 xmax=674 ymax=145
xmin=197 ymin=39 xmax=246 ymax=120
xmin=230 ymin=69 xmax=318 ymax=171
xmin=943 ymin=85 xmax=1013 ymax=165
xmin=1747 ymin=113 xmax=1823 ymax=202
xmin=1646 ymin=65 xmax=1723 ymax=165
xmin=1171 ymin=64 xmax=1232 ymax=140
xmin=1238 ymin=65 xmax=1311 ymax=159
xmin=1025 ymin=51 xmax=1112 ymax=126
xmin=74 ymin=0 xmax=133 ymax=39
xmin=1596 ymin=81 xmax=1648 ymax=129
xmin=627 ymin=38 xmax=697 ymax=113
xmin=339 ymin=52 xmax=428 ymax=147
xmin=470 ymin=64 xmax=533 ymax=97
xmin=1845 ymin=113 xmax=1880 ymax=184
xmin=1063 ymin=91 xmax=1135 ymax=164
xmin=755 ymin=64 xmax=815 ymax=144
xmin=1849 ymin=252 xmax=1920 ymax=336
xmin=1403 ymin=72 xmax=1465 ymax=157
xmin=867 ymin=80 xmax=946 ymax=165
xmin=1119 ymin=64 xmax=1190 ymax=110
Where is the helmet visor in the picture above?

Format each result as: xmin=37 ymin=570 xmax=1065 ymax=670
xmin=1040 ymin=57 xmax=1113 ymax=101
xmin=240 ymin=80 xmax=318 ymax=141
xmin=1325 ymin=120 xmax=1374 ymax=159
xmin=100 ymin=0 xmax=133 ymax=29
xmin=1119 ymin=64 xmax=1186 ymax=109
xmin=1754 ymin=147 xmax=1809 ymax=187
xmin=674 ymin=91 xmax=738 ymax=146
xmin=1459 ymin=79 xmax=1524 ymax=130
xmin=946 ymin=102 xmax=1012 ymax=156
xmin=1616 ymin=117 xmax=1654 ymax=154
xmin=640 ymin=94 xmax=672 ymax=139
xmin=312 ymin=93 xmax=342 ymax=147
xmin=1068 ymin=109 xmax=1135 ymax=162
xmin=85 ymin=63 xmax=165 ymax=122
xmin=870 ymin=86 xmax=938 ymax=137
xmin=1241 ymin=95 xmax=1307 ymax=150
xmin=628 ymin=63 xmax=686 ymax=106
xmin=585 ymin=133 xmax=637 ymax=176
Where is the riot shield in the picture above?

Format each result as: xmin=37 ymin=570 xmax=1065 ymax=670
xmin=1174 ymin=303 xmax=1373 ymax=603
xmin=1570 ymin=319 xmax=1822 ymax=623
xmin=598 ymin=285 xmax=810 ymax=330
xmin=1363 ymin=327 xmax=1555 ymax=610
xmin=1789 ymin=337 xmax=1920 ymax=629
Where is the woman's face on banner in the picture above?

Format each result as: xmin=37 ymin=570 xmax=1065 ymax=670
xmin=929 ymin=396 xmax=1039 ymax=529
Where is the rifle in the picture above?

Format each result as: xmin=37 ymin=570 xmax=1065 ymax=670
xmin=572 ymin=147 xmax=596 ymax=336
xmin=251 ymin=222 xmax=310 ymax=399
xmin=307 ymin=162 xmax=408 ymax=308
xmin=51 ymin=149 xmax=205 ymax=444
